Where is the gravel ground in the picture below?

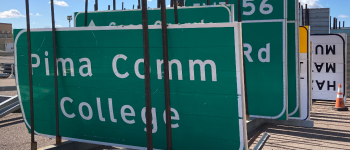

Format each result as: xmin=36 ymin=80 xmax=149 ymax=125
xmin=0 ymin=113 xmax=56 ymax=150
xmin=251 ymin=100 xmax=350 ymax=150
xmin=0 ymin=78 xmax=17 ymax=96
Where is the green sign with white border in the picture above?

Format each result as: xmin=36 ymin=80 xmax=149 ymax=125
xmin=14 ymin=23 xmax=248 ymax=149
xmin=74 ymin=2 xmax=289 ymax=120
xmin=75 ymin=5 xmax=233 ymax=27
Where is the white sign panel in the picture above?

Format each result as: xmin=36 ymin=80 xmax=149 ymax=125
xmin=310 ymin=34 xmax=347 ymax=101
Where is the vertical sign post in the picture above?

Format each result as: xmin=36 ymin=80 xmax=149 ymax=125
xmin=24 ymin=0 xmax=36 ymax=149
xmin=50 ymin=0 xmax=61 ymax=145
xmin=160 ymin=0 xmax=172 ymax=149
xmin=141 ymin=0 xmax=153 ymax=149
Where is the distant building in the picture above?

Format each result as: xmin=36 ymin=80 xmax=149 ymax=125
xmin=301 ymin=8 xmax=330 ymax=34
xmin=0 ymin=23 xmax=13 ymax=51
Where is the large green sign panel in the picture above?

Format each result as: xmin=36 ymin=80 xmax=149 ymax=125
xmin=75 ymin=5 xmax=233 ymax=27
xmin=14 ymin=24 xmax=248 ymax=149
xmin=74 ymin=3 xmax=288 ymax=120
xmin=184 ymin=0 xmax=300 ymax=120
xmin=242 ymin=22 xmax=286 ymax=119
xmin=185 ymin=0 xmax=285 ymax=20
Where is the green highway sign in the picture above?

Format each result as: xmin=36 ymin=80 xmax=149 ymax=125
xmin=75 ymin=5 xmax=233 ymax=27
xmin=14 ymin=23 xmax=248 ymax=149
xmin=74 ymin=3 xmax=289 ymax=120
xmin=184 ymin=0 xmax=285 ymax=20
xmin=242 ymin=21 xmax=287 ymax=120
xmin=286 ymin=0 xmax=300 ymax=118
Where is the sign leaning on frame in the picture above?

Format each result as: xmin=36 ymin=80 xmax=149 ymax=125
xmin=14 ymin=23 xmax=248 ymax=149
xmin=310 ymin=33 xmax=347 ymax=101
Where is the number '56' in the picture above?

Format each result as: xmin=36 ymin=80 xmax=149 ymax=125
xmin=243 ymin=0 xmax=273 ymax=15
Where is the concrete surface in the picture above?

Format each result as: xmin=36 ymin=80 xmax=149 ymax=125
xmin=251 ymin=100 xmax=350 ymax=150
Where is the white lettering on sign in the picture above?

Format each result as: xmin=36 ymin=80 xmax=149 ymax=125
xmin=243 ymin=0 xmax=255 ymax=15
xmin=97 ymin=98 xmax=106 ymax=122
xmin=45 ymin=51 xmax=49 ymax=75
xmin=108 ymin=98 xmax=118 ymax=123
xmin=112 ymin=54 xmax=129 ymax=78
xmin=57 ymin=58 xmax=75 ymax=76
xmin=111 ymin=54 xmax=217 ymax=81
xmin=41 ymin=52 xmax=93 ymax=77
xmin=79 ymin=102 xmax=93 ymax=120
xmin=60 ymin=97 xmax=180 ymax=133
xmin=141 ymin=107 xmax=158 ymax=133
xmin=189 ymin=60 xmax=217 ymax=81
xmin=134 ymin=58 xmax=145 ymax=79
xmin=315 ymin=45 xmax=336 ymax=55
xmin=243 ymin=43 xmax=270 ymax=62
xmin=79 ymin=58 xmax=93 ymax=77
xmin=60 ymin=97 xmax=76 ymax=118
xmin=121 ymin=105 xmax=136 ymax=124
xmin=163 ymin=108 xmax=180 ymax=128
xmin=157 ymin=59 xmax=183 ymax=80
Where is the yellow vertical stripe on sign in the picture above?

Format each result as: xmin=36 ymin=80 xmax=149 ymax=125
xmin=299 ymin=26 xmax=308 ymax=53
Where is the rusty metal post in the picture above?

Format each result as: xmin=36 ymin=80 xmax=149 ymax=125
xmin=138 ymin=0 xmax=141 ymax=9
xmin=122 ymin=2 xmax=124 ymax=10
xmin=85 ymin=0 xmax=88 ymax=26
xmin=171 ymin=0 xmax=174 ymax=7
xmin=141 ymin=0 xmax=153 ymax=149
xmin=108 ymin=5 xmax=110 ymax=10
xmin=174 ymin=0 xmax=178 ymax=24
xmin=133 ymin=5 xmax=135 ymax=9
xmin=330 ymin=16 xmax=331 ymax=29
xmin=50 ymin=0 xmax=61 ymax=145
xmin=113 ymin=0 xmax=116 ymax=10
xmin=95 ymin=0 xmax=98 ymax=11
xmin=25 ymin=0 xmax=36 ymax=149
xmin=160 ymin=0 xmax=172 ymax=149
xmin=225 ymin=0 xmax=228 ymax=4
xmin=207 ymin=0 xmax=209 ymax=5
xmin=339 ymin=21 xmax=341 ymax=29
xmin=344 ymin=21 xmax=345 ymax=28
xmin=301 ymin=5 xmax=304 ymax=26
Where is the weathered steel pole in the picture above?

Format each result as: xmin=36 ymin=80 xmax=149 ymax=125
xmin=141 ymin=0 xmax=153 ymax=149
xmin=25 ymin=0 xmax=36 ymax=149
xmin=174 ymin=0 xmax=178 ymax=24
xmin=160 ymin=0 xmax=172 ymax=149
xmin=50 ymin=0 xmax=61 ymax=145
xmin=85 ymin=0 xmax=88 ymax=26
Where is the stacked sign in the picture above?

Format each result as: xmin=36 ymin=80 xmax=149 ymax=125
xmin=185 ymin=0 xmax=301 ymax=120
xmin=15 ymin=22 xmax=248 ymax=149
xmin=295 ymin=26 xmax=311 ymax=120
xmin=310 ymin=33 xmax=347 ymax=100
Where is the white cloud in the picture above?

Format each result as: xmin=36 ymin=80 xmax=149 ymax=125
xmin=0 ymin=9 xmax=25 ymax=18
xmin=300 ymin=0 xmax=322 ymax=8
xmin=338 ymin=15 xmax=348 ymax=18
xmin=56 ymin=25 xmax=62 ymax=27
xmin=36 ymin=13 xmax=42 ymax=16
xmin=30 ymin=13 xmax=33 ymax=15
xmin=167 ymin=5 xmax=170 ymax=7
xmin=49 ymin=0 xmax=69 ymax=7
xmin=148 ymin=0 xmax=152 ymax=1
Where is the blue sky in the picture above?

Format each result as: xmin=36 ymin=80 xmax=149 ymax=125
xmin=0 ymin=0 xmax=349 ymax=28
